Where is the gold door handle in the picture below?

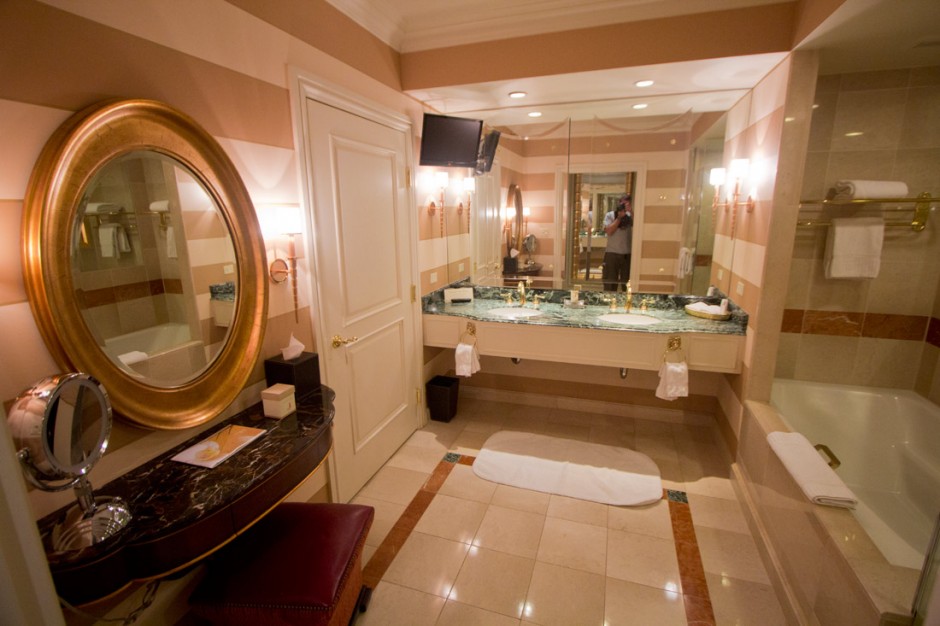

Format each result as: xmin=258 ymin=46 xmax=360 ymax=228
xmin=331 ymin=335 xmax=358 ymax=349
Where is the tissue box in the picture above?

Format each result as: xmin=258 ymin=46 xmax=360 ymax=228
xmin=261 ymin=383 xmax=296 ymax=419
xmin=264 ymin=352 xmax=320 ymax=398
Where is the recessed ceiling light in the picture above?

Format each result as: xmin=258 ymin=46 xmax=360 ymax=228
xmin=508 ymin=91 xmax=527 ymax=99
xmin=632 ymin=103 xmax=648 ymax=110
xmin=528 ymin=111 xmax=542 ymax=118
xmin=845 ymin=131 xmax=864 ymax=137
xmin=635 ymin=80 xmax=654 ymax=88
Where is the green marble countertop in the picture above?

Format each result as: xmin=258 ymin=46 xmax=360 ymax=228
xmin=422 ymin=283 xmax=747 ymax=336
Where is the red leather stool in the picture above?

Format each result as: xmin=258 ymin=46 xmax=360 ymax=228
xmin=189 ymin=502 xmax=374 ymax=625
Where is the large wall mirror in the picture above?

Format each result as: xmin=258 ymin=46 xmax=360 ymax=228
xmin=22 ymin=99 xmax=267 ymax=430
xmin=449 ymin=113 xmax=731 ymax=295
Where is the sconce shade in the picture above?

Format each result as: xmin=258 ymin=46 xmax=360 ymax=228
xmin=709 ymin=168 xmax=726 ymax=187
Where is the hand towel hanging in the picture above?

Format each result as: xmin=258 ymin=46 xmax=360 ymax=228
xmin=824 ymin=217 xmax=884 ymax=279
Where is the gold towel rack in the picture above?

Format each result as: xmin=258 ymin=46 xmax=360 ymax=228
xmin=797 ymin=191 xmax=933 ymax=232
xmin=662 ymin=336 xmax=684 ymax=363
xmin=459 ymin=322 xmax=477 ymax=345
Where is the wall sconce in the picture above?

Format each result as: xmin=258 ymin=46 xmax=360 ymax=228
xmin=523 ymin=206 xmax=531 ymax=236
xmin=710 ymin=158 xmax=755 ymax=236
xmin=265 ymin=204 xmax=302 ymax=322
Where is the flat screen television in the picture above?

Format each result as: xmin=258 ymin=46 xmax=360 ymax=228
xmin=476 ymin=130 xmax=501 ymax=174
xmin=419 ymin=113 xmax=483 ymax=168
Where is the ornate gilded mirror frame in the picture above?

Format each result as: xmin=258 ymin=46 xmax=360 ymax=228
xmin=22 ymin=99 xmax=267 ymax=430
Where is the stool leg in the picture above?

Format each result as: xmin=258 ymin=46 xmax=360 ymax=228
xmin=348 ymin=585 xmax=372 ymax=626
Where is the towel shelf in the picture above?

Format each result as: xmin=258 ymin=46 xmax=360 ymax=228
xmin=797 ymin=191 xmax=934 ymax=232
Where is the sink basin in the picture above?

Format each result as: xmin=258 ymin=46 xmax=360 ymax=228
xmin=597 ymin=313 xmax=660 ymax=326
xmin=487 ymin=307 xmax=543 ymax=320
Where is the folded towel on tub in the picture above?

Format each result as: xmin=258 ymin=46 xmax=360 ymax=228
xmin=767 ymin=431 xmax=857 ymax=508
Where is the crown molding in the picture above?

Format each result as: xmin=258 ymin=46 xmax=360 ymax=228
xmin=324 ymin=0 xmax=405 ymax=50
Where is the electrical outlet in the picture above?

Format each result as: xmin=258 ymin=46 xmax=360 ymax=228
xmin=717 ymin=269 xmax=724 ymax=280
xmin=458 ymin=263 xmax=464 ymax=272
xmin=736 ymin=281 xmax=745 ymax=296
xmin=430 ymin=271 xmax=438 ymax=283
xmin=223 ymin=264 xmax=234 ymax=275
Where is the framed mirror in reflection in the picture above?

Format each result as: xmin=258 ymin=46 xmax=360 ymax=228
xmin=23 ymin=99 xmax=267 ymax=430
xmin=74 ymin=151 xmax=236 ymax=387
xmin=567 ymin=171 xmax=637 ymax=291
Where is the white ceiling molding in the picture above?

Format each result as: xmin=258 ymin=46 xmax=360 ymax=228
xmin=330 ymin=0 xmax=788 ymax=53
xmin=324 ymin=0 xmax=406 ymax=50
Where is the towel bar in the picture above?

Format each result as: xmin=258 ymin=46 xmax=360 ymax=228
xmin=797 ymin=191 xmax=933 ymax=232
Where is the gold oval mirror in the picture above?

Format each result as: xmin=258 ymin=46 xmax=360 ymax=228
xmin=23 ymin=99 xmax=268 ymax=430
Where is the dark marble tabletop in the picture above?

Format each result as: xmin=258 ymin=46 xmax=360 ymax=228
xmin=38 ymin=385 xmax=335 ymax=604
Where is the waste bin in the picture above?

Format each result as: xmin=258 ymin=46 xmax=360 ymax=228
xmin=426 ymin=375 xmax=459 ymax=422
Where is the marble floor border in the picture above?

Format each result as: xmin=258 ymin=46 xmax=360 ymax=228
xmin=362 ymin=452 xmax=716 ymax=624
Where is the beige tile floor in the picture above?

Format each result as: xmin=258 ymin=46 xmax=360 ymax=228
xmin=352 ymin=395 xmax=789 ymax=625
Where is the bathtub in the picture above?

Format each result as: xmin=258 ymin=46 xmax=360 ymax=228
xmin=104 ymin=322 xmax=207 ymax=383
xmin=771 ymin=378 xmax=940 ymax=570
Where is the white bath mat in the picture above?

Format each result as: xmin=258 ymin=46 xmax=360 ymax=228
xmin=473 ymin=430 xmax=662 ymax=506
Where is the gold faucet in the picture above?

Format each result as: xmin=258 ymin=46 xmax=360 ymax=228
xmin=625 ymin=280 xmax=633 ymax=311
xmin=517 ymin=280 xmax=527 ymax=306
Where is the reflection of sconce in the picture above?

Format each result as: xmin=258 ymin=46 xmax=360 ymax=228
xmin=461 ymin=177 xmax=474 ymax=230
xmin=523 ymin=206 xmax=531 ymax=236
xmin=709 ymin=158 xmax=755 ymax=236
xmin=425 ymin=171 xmax=448 ymax=237
xmin=264 ymin=204 xmax=302 ymax=322
xmin=503 ymin=206 xmax=516 ymax=251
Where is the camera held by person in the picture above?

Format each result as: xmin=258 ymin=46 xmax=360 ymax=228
xmin=616 ymin=196 xmax=633 ymax=229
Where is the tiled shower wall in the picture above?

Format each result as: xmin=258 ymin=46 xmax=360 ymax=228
xmin=775 ymin=66 xmax=940 ymax=402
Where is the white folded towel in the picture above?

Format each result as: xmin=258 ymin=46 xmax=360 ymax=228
xmin=824 ymin=217 xmax=884 ymax=279
xmin=767 ymin=431 xmax=857 ymax=508
xmin=118 ymin=350 xmax=148 ymax=365
xmin=149 ymin=200 xmax=171 ymax=213
xmin=455 ymin=341 xmax=480 ymax=377
xmin=685 ymin=301 xmax=724 ymax=316
xmin=655 ymin=360 xmax=688 ymax=401
xmin=832 ymin=180 xmax=908 ymax=201
xmin=98 ymin=223 xmax=131 ymax=257
xmin=85 ymin=202 xmax=122 ymax=215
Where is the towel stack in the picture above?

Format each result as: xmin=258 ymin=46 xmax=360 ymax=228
xmin=767 ymin=431 xmax=857 ymax=508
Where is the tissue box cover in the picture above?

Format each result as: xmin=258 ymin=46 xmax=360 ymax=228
xmin=261 ymin=383 xmax=296 ymax=419
xmin=264 ymin=352 xmax=320 ymax=397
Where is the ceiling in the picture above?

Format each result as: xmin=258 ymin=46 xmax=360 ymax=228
xmin=327 ymin=0 xmax=940 ymax=127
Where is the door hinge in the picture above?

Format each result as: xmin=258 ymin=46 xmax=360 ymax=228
xmin=405 ymin=166 xmax=412 ymax=188
xmin=415 ymin=387 xmax=421 ymax=404
xmin=411 ymin=284 xmax=416 ymax=303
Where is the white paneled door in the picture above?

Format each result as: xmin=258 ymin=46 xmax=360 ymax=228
xmin=301 ymin=93 xmax=419 ymax=502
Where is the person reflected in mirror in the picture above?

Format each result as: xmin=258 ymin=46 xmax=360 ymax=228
xmin=602 ymin=194 xmax=633 ymax=291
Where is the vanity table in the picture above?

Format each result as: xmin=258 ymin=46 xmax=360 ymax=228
xmin=37 ymin=386 xmax=336 ymax=606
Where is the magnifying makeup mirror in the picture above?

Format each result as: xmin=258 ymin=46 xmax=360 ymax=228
xmin=7 ymin=373 xmax=132 ymax=553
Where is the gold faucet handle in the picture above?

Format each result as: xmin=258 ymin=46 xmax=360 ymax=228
xmin=504 ymin=292 xmax=514 ymax=304
xmin=533 ymin=294 xmax=543 ymax=308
